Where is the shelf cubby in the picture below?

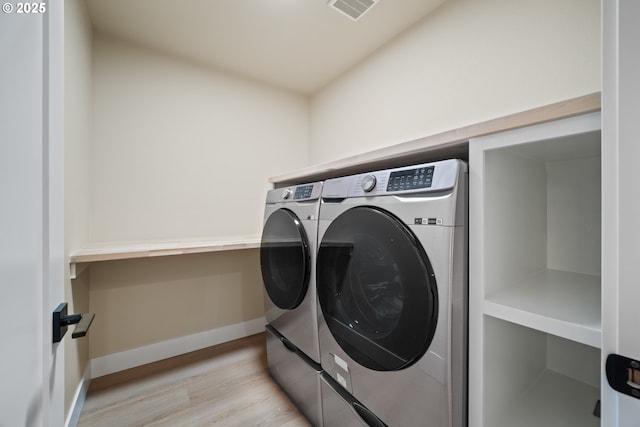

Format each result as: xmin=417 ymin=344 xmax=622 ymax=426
xmin=484 ymin=317 xmax=600 ymax=427
xmin=479 ymin=115 xmax=601 ymax=344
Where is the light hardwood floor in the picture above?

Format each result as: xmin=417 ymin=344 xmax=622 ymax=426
xmin=78 ymin=333 xmax=312 ymax=426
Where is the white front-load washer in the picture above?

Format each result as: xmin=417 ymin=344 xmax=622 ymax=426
xmin=260 ymin=181 xmax=323 ymax=426
xmin=316 ymin=159 xmax=467 ymax=427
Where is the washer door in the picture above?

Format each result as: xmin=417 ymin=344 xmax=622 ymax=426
xmin=317 ymin=206 xmax=438 ymax=371
xmin=261 ymin=208 xmax=311 ymax=310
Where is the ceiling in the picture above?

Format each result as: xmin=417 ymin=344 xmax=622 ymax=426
xmin=85 ymin=0 xmax=448 ymax=94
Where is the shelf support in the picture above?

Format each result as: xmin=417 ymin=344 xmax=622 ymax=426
xmin=70 ymin=262 xmax=88 ymax=280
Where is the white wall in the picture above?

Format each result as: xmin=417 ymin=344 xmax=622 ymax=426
xmin=65 ymin=1 xmax=92 ymax=250
xmin=310 ymin=0 xmax=601 ymax=164
xmin=91 ymin=34 xmax=309 ymax=243
xmin=64 ymin=0 xmax=93 ymax=418
xmin=88 ymin=250 xmax=264 ymax=358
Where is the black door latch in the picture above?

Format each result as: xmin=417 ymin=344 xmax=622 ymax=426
xmin=52 ymin=302 xmax=95 ymax=343
xmin=606 ymin=353 xmax=640 ymax=400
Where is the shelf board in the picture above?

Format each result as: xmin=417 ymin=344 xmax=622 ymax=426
xmin=484 ymin=269 xmax=601 ymax=348
xmin=492 ymin=369 xmax=600 ymax=427
xmin=69 ymin=236 xmax=261 ymax=278
xmin=269 ymin=92 xmax=600 ymax=185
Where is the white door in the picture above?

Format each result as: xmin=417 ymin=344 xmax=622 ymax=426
xmin=602 ymin=0 xmax=640 ymax=425
xmin=0 ymin=1 xmax=65 ymax=425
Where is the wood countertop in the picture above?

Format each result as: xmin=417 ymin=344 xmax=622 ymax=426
xmin=269 ymin=92 xmax=601 ymax=185
xmin=69 ymin=236 xmax=260 ymax=277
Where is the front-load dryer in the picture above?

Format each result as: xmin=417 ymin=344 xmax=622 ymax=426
xmin=261 ymin=181 xmax=322 ymax=363
xmin=316 ymin=159 xmax=467 ymax=427
xmin=261 ymin=181 xmax=323 ymax=427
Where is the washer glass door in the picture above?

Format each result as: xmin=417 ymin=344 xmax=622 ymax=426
xmin=261 ymin=208 xmax=311 ymax=310
xmin=317 ymin=206 xmax=438 ymax=371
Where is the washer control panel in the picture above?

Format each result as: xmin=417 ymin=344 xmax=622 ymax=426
xmin=346 ymin=159 xmax=463 ymax=197
xmin=386 ymin=165 xmax=435 ymax=192
xmin=319 ymin=160 xmax=465 ymax=199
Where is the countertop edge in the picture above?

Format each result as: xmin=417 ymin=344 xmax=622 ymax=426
xmin=69 ymin=236 xmax=261 ymax=264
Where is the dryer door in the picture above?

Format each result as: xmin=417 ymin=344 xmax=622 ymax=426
xmin=317 ymin=206 xmax=438 ymax=371
xmin=261 ymin=208 xmax=311 ymax=310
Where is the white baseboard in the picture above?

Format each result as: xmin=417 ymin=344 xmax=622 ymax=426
xmin=90 ymin=317 xmax=266 ymax=378
xmin=65 ymin=362 xmax=91 ymax=427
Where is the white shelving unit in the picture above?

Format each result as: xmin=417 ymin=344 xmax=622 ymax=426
xmin=469 ymin=112 xmax=602 ymax=427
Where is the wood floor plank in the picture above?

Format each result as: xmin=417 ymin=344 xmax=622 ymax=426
xmin=78 ymin=333 xmax=312 ymax=427
xmin=79 ymin=386 xmax=191 ymax=426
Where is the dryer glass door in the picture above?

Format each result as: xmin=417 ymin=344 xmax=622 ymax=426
xmin=317 ymin=206 xmax=438 ymax=371
xmin=261 ymin=208 xmax=311 ymax=310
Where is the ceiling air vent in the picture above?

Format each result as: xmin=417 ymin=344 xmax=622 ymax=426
xmin=328 ymin=0 xmax=379 ymax=21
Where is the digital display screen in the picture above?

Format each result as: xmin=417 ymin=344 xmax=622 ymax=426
xmin=386 ymin=166 xmax=434 ymax=191
xmin=294 ymin=185 xmax=314 ymax=199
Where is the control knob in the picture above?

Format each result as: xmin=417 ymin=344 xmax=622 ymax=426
xmin=361 ymin=175 xmax=377 ymax=192
xmin=281 ymin=188 xmax=292 ymax=199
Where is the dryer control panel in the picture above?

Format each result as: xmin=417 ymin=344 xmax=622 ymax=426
xmin=265 ymin=181 xmax=323 ymax=204
xmin=294 ymin=184 xmax=315 ymax=199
